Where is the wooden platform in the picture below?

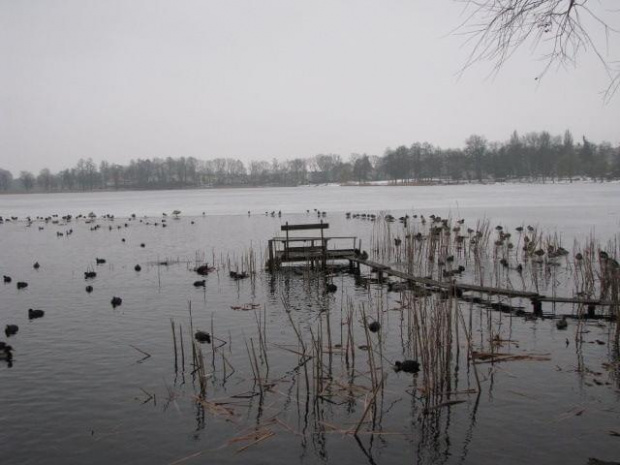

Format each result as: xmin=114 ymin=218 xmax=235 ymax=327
xmin=267 ymin=221 xmax=358 ymax=270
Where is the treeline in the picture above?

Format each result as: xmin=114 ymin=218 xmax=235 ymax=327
xmin=1 ymin=130 xmax=619 ymax=192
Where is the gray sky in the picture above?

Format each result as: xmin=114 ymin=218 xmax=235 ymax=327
xmin=1 ymin=0 xmax=619 ymax=175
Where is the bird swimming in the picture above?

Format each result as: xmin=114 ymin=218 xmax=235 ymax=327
xmin=194 ymin=331 xmax=211 ymax=343
xmin=28 ymin=309 xmax=45 ymax=319
xmin=368 ymin=321 xmax=381 ymax=333
xmin=394 ymin=360 xmax=420 ymax=373
xmin=5 ymin=324 xmax=19 ymax=337
xmin=556 ymin=316 xmax=568 ymax=330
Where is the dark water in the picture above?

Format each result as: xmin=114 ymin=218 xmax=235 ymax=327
xmin=1 ymin=185 xmax=619 ymax=464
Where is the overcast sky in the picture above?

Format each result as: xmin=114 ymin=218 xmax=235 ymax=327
xmin=1 ymin=0 xmax=619 ymax=175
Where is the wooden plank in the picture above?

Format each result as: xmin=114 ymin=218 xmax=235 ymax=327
xmin=349 ymin=257 xmax=392 ymax=272
xmin=387 ymin=268 xmax=447 ymax=287
xmin=276 ymin=249 xmax=357 ymax=262
xmin=537 ymin=296 xmax=613 ymax=306
xmin=281 ymin=223 xmax=329 ymax=231
xmin=455 ymin=283 xmax=540 ymax=298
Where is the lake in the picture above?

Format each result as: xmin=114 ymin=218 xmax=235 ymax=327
xmin=1 ymin=183 xmax=619 ymax=465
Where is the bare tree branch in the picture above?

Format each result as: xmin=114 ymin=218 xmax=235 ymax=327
xmin=455 ymin=0 xmax=620 ymax=99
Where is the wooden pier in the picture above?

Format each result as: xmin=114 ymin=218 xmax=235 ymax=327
xmin=267 ymin=221 xmax=357 ymax=271
xmin=347 ymin=257 xmax=615 ymax=317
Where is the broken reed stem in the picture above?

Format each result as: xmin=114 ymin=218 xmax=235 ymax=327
xmin=253 ymin=306 xmax=270 ymax=379
xmin=188 ymin=301 xmax=197 ymax=367
xmin=353 ymin=374 xmax=386 ymax=436
xmin=171 ymin=319 xmax=178 ymax=373
xmin=179 ymin=324 xmax=185 ymax=372
xmin=251 ymin=338 xmax=264 ymax=393
xmin=457 ymin=304 xmax=481 ymax=393
xmin=194 ymin=341 xmax=207 ymax=399
xmin=211 ymin=314 xmax=216 ymax=374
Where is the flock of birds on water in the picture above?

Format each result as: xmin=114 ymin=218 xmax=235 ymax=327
xmin=0 ymin=210 xmax=258 ymax=368
xmin=2 ymin=206 xmax=614 ymax=370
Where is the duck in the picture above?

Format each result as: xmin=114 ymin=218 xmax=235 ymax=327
xmin=195 ymin=264 xmax=214 ymax=275
xmin=16 ymin=281 xmax=28 ymax=289
xmin=368 ymin=321 xmax=381 ymax=333
xmin=33 ymin=262 xmax=40 ymax=269
xmin=111 ymin=297 xmax=122 ymax=308
xmin=193 ymin=280 xmax=206 ymax=287
xmin=325 ymin=283 xmax=338 ymax=293
xmin=84 ymin=271 xmax=97 ymax=279
xmin=95 ymin=258 xmax=106 ymax=265
xmin=0 ymin=342 xmax=13 ymax=362
xmin=134 ymin=264 xmax=142 ymax=272
xmin=3 ymin=275 xmax=11 ymax=283
xmin=229 ymin=271 xmax=249 ymax=280
xmin=85 ymin=285 xmax=94 ymax=293
xmin=556 ymin=316 xmax=568 ymax=330
xmin=5 ymin=324 xmax=19 ymax=337
xmin=394 ymin=359 xmax=420 ymax=373
xmin=194 ymin=331 xmax=211 ymax=343
xmin=28 ymin=308 xmax=45 ymax=319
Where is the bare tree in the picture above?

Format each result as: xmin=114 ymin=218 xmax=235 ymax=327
xmin=457 ymin=0 xmax=620 ymax=98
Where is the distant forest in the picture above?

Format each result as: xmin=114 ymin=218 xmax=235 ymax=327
xmin=1 ymin=130 xmax=619 ymax=193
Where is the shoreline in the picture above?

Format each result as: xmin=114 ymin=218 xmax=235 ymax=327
xmin=0 ymin=177 xmax=616 ymax=196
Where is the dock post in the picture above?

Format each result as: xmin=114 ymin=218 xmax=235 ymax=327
xmin=532 ymin=298 xmax=543 ymax=316
xmin=268 ymin=240 xmax=274 ymax=272
xmin=587 ymin=304 xmax=596 ymax=318
xmin=320 ymin=220 xmax=327 ymax=269
xmin=285 ymin=222 xmax=290 ymax=262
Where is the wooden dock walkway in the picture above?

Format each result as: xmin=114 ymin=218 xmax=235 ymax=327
xmin=347 ymin=257 xmax=614 ymax=315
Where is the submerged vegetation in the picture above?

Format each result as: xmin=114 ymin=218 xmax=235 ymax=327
xmin=1 ymin=130 xmax=619 ymax=193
